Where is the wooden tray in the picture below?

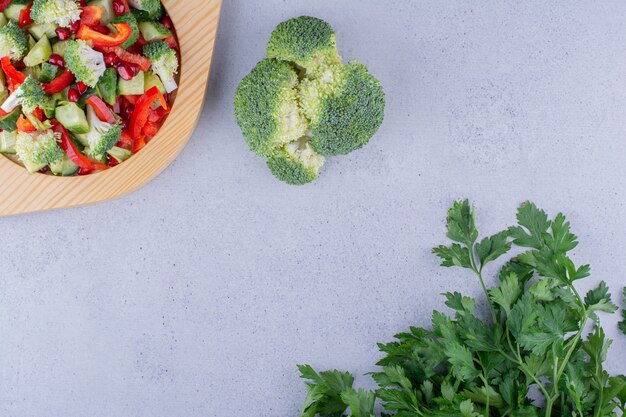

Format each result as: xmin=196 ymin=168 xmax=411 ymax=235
xmin=0 ymin=0 xmax=222 ymax=217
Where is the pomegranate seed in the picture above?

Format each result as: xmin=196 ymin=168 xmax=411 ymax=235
xmin=77 ymin=0 xmax=86 ymax=6
xmin=161 ymin=16 xmax=173 ymax=29
xmin=112 ymin=0 xmax=125 ymax=16
xmin=121 ymin=103 xmax=134 ymax=120
xmin=56 ymin=27 xmax=71 ymax=40
xmin=68 ymin=88 xmax=80 ymax=102
xmin=76 ymin=81 xmax=88 ymax=94
xmin=92 ymin=24 xmax=109 ymax=34
xmin=39 ymin=166 xmax=50 ymax=174
xmin=69 ymin=20 xmax=80 ymax=34
xmin=107 ymin=155 xmax=119 ymax=167
xmin=48 ymin=53 xmax=65 ymax=67
xmin=126 ymin=63 xmax=139 ymax=77
xmin=117 ymin=65 xmax=133 ymax=81
xmin=104 ymin=52 xmax=120 ymax=68
xmin=77 ymin=167 xmax=92 ymax=175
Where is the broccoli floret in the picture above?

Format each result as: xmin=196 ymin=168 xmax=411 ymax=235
xmin=0 ymin=75 xmax=46 ymax=114
xmin=31 ymin=0 xmax=82 ymax=27
xmin=234 ymin=59 xmax=307 ymax=157
xmin=76 ymin=105 xmax=122 ymax=159
xmin=15 ymin=130 xmax=64 ymax=173
xmin=143 ymin=41 xmax=178 ymax=93
xmin=128 ymin=0 xmax=162 ymax=19
xmin=0 ymin=21 xmax=28 ymax=61
xmin=300 ymin=61 xmax=385 ymax=156
xmin=112 ymin=12 xmax=139 ymax=49
xmin=65 ymin=40 xmax=106 ymax=87
xmin=267 ymin=16 xmax=342 ymax=76
xmin=267 ymin=137 xmax=325 ymax=185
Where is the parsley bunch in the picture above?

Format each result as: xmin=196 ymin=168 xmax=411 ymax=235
xmin=298 ymin=201 xmax=626 ymax=417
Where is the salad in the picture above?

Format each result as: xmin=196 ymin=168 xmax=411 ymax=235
xmin=0 ymin=0 xmax=179 ymax=175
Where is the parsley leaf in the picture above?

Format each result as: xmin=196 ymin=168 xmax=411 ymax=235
xmin=620 ymin=288 xmax=626 ymax=336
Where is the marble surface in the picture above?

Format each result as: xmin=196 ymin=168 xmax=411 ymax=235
xmin=1 ymin=1 xmax=625 ymax=416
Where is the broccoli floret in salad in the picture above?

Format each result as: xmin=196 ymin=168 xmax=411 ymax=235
xmin=234 ymin=59 xmax=307 ymax=157
xmin=0 ymin=21 xmax=29 ymax=61
xmin=1 ymin=75 xmax=46 ymax=114
xmin=267 ymin=137 xmax=325 ymax=185
xmin=15 ymin=130 xmax=64 ymax=173
xmin=300 ymin=61 xmax=385 ymax=156
xmin=31 ymin=0 xmax=82 ymax=27
xmin=143 ymin=41 xmax=178 ymax=93
xmin=267 ymin=16 xmax=342 ymax=76
xmin=76 ymin=106 xmax=122 ymax=160
xmin=64 ymin=40 xmax=106 ymax=87
xmin=128 ymin=0 xmax=163 ymax=19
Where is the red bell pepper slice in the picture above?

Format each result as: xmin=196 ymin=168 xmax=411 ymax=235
xmin=52 ymin=122 xmax=109 ymax=171
xmin=80 ymin=5 xmax=103 ymax=26
xmin=77 ymin=22 xmax=131 ymax=47
xmin=1 ymin=57 xmax=26 ymax=84
xmin=0 ymin=0 xmax=12 ymax=12
xmin=42 ymin=69 xmax=75 ymax=94
xmin=86 ymin=95 xmax=116 ymax=124
xmin=98 ymin=46 xmax=151 ymax=72
xmin=116 ymin=129 xmax=133 ymax=150
xmin=16 ymin=115 xmax=36 ymax=132
xmin=18 ymin=2 xmax=33 ymax=28
xmin=130 ymin=86 xmax=167 ymax=148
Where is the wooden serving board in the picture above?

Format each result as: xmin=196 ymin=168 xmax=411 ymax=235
xmin=0 ymin=0 xmax=222 ymax=217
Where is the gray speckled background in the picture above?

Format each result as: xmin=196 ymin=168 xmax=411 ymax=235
xmin=1 ymin=1 xmax=626 ymax=416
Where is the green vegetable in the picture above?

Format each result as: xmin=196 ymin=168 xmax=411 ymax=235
xmin=3 ymin=0 xmax=30 ymax=22
xmin=267 ymin=16 xmax=342 ymax=76
xmin=297 ymin=201 xmax=626 ymax=417
xmin=76 ymin=105 xmax=122 ymax=160
xmin=39 ymin=62 xmax=59 ymax=83
xmin=49 ymin=153 xmax=79 ymax=176
xmin=128 ymin=0 xmax=163 ymax=19
xmin=31 ymin=0 xmax=82 ymax=27
xmin=0 ymin=21 xmax=29 ymax=60
xmin=301 ymin=61 xmax=385 ymax=156
xmin=96 ymin=67 xmax=118 ymax=106
xmin=28 ymin=23 xmax=58 ymax=40
xmin=234 ymin=58 xmax=307 ymax=157
xmin=87 ymin=0 xmax=115 ymax=25
xmin=1 ymin=75 xmax=46 ymax=114
xmin=143 ymin=70 xmax=165 ymax=94
xmin=55 ymin=102 xmax=90 ymax=134
xmin=0 ymin=12 xmax=8 ymax=29
xmin=117 ymin=71 xmax=144 ymax=95
xmin=107 ymin=145 xmax=132 ymax=163
xmin=111 ymin=12 xmax=139 ymax=49
xmin=0 ymin=131 xmax=17 ymax=154
xmin=23 ymin=35 xmax=52 ymax=67
xmin=15 ymin=130 xmax=64 ymax=173
xmin=234 ymin=16 xmax=385 ymax=184
xmin=143 ymin=40 xmax=178 ymax=93
xmin=266 ymin=137 xmax=325 ymax=185
xmin=0 ymin=108 xmax=21 ymax=131
xmin=65 ymin=40 xmax=106 ymax=88
xmin=138 ymin=21 xmax=171 ymax=41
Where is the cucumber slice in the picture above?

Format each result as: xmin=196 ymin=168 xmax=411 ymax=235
xmin=55 ymin=103 xmax=90 ymax=134
xmin=138 ymin=21 xmax=171 ymax=41
xmin=0 ymin=12 xmax=8 ymax=28
xmin=39 ymin=62 xmax=59 ymax=83
xmin=144 ymin=71 xmax=166 ymax=94
xmin=97 ymin=67 xmax=118 ymax=106
xmin=0 ymin=108 xmax=21 ymax=131
xmin=87 ymin=0 xmax=115 ymax=24
xmin=50 ymin=154 xmax=79 ymax=176
xmin=118 ymin=71 xmax=145 ymax=95
xmin=107 ymin=146 xmax=132 ymax=163
xmin=0 ymin=131 xmax=17 ymax=154
xmin=4 ymin=0 xmax=30 ymax=22
xmin=28 ymin=23 xmax=58 ymax=40
xmin=23 ymin=36 xmax=52 ymax=67
xmin=52 ymin=40 xmax=70 ymax=56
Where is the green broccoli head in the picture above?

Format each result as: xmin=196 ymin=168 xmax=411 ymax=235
xmin=266 ymin=16 xmax=342 ymax=76
xmin=0 ymin=75 xmax=47 ymax=114
xmin=0 ymin=21 xmax=29 ymax=60
xmin=65 ymin=40 xmax=106 ymax=87
xmin=234 ymin=58 xmax=307 ymax=157
xmin=112 ymin=12 xmax=139 ymax=49
xmin=143 ymin=41 xmax=179 ymax=93
xmin=128 ymin=0 xmax=163 ymax=19
xmin=31 ymin=0 xmax=82 ymax=27
xmin=267 ymin=137 xmax=325 ymax=185
xmin=15 ymin=130 xmax=64 ymax=173
xmin=302 ymin=61 xmax=385 ymax=156
xmin=77 ymin=106 xmax=122 ymax=159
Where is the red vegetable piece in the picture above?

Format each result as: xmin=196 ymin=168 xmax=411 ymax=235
xmin=86 ymin=95 xmax=116 ymax=124
xmin=1 ymin=57 xmax=26 ymax=84
xmin=42 ymin=69 xmax=75 ymax=94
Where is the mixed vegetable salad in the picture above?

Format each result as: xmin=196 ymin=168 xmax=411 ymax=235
xmin=0 ymin=0 xmax=179 ymax=175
